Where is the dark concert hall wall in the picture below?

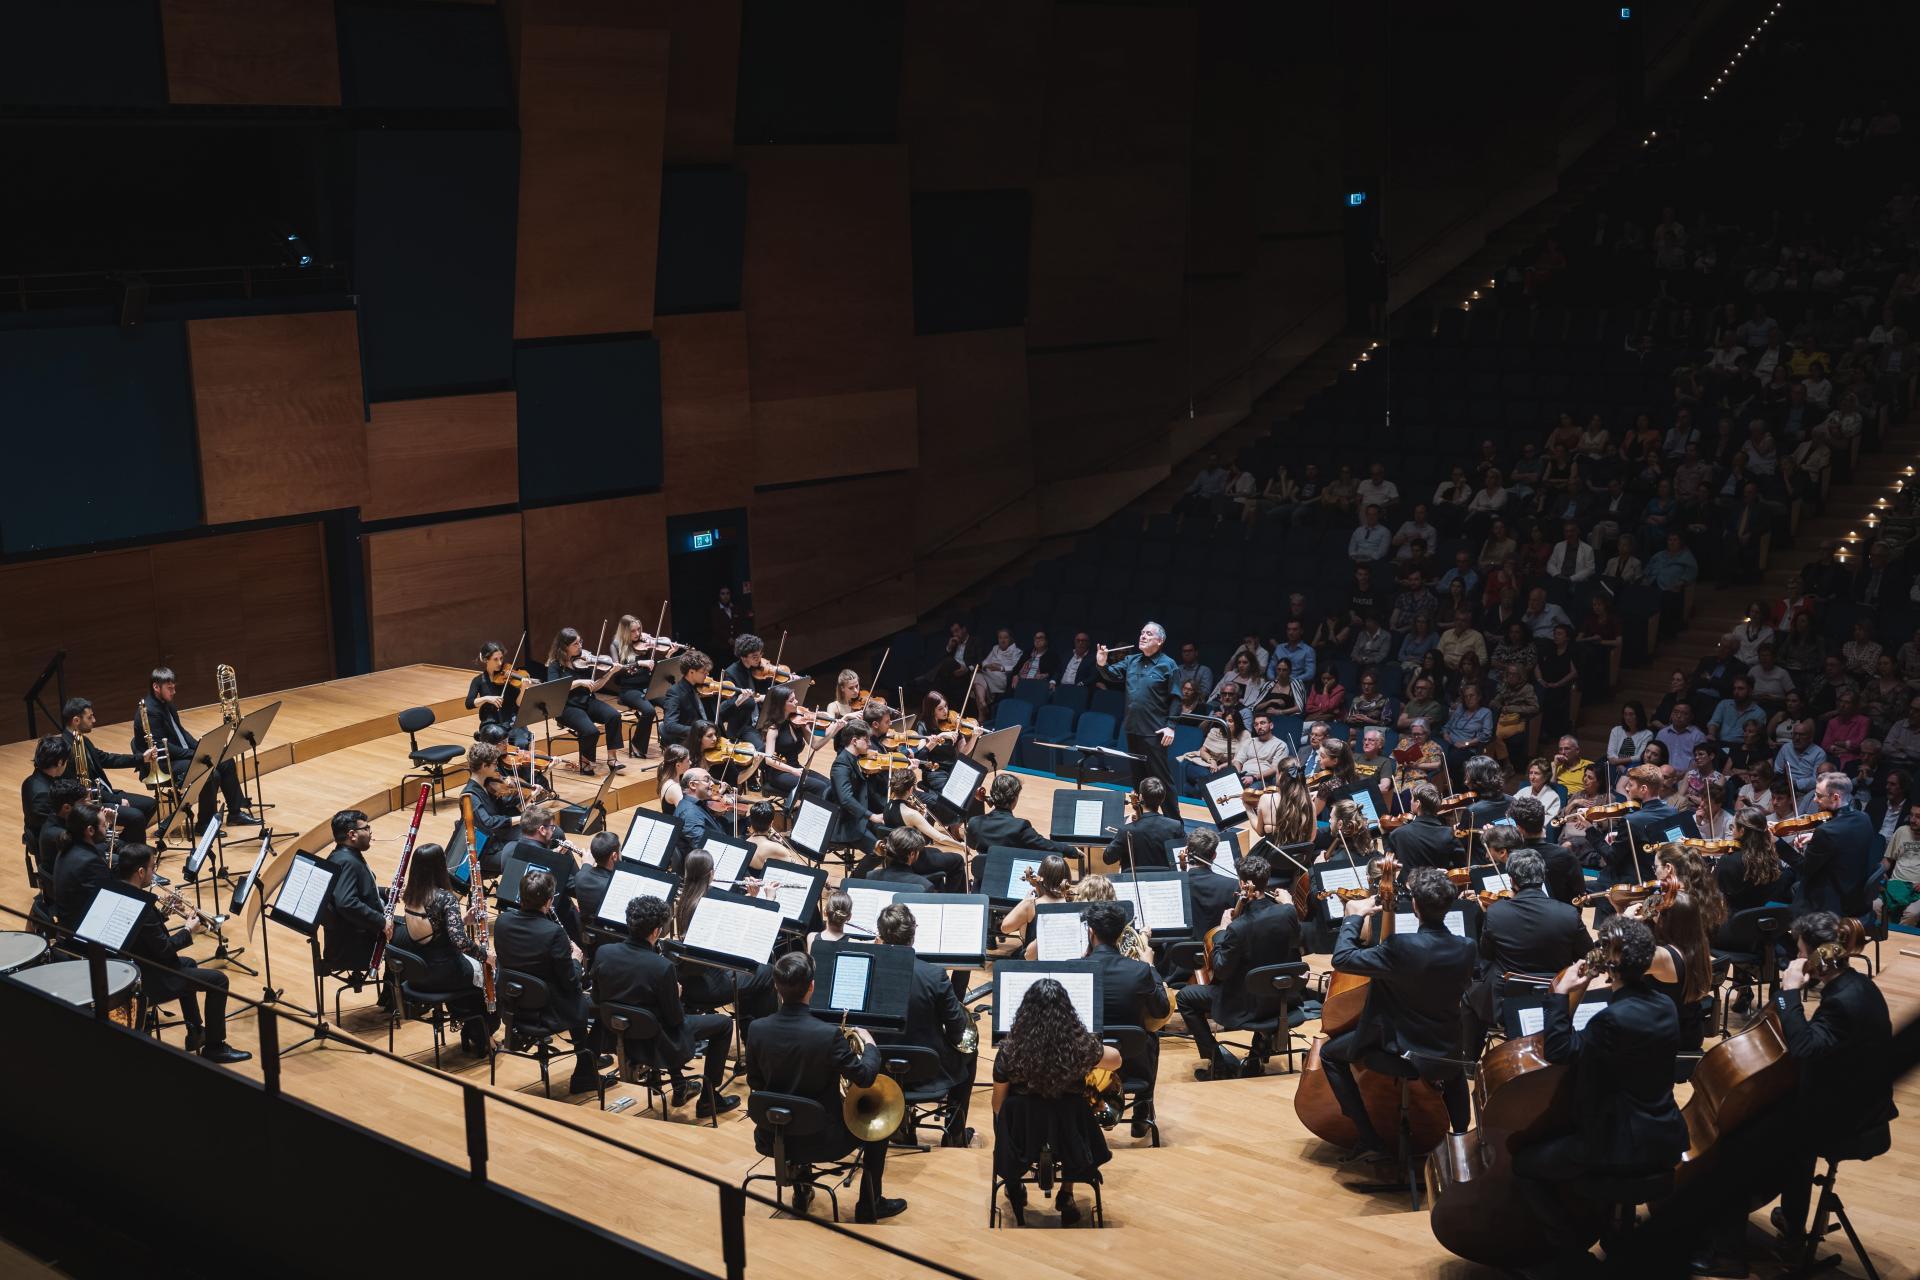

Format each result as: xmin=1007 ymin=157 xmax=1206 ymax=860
xmin=0 ymin=0 xmax=1730 ymax=703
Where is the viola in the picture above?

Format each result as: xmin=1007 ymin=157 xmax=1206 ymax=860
xmin=857 ymin=750 xmax=918 ymax=775
xmin=938 ymin=708 xmax=983 ymax=737
xmin=1434 ymin=789 xmax=1477 ymax=811
xmin=884 ymin=728 xmax=933 ymax=752
xmin=695 ymin=676 xmax=746 ymax=699
xmin=1680 ymin=836 xmax=1738 ymax=856
xmin=1377 ymin=812 xmax=1412 ymax=832
xmin=502 ymin=748 xmax=556 ymax=770
xmin=753 ymin=658 xmax=796 ymax=683
xmin=1573 ymin=879 xmax=1660 ymax=909
xmin=703 ymin=737 xmax=759 ymax=767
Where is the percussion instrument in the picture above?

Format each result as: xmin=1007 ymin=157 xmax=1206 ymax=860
xmin=10 ymin=959 xmax=140 ymax=1027
xmin=0 ymin=931 xmax=49 ymax=975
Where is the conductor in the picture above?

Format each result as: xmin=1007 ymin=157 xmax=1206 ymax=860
xmin=1097 ymin=622 xmax=1179 ymax=799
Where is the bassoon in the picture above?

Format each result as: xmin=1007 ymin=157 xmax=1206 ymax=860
xmin=461 ymin=792 xmax=496 ymax=1010
xmin=369 ymin=783 xmax=431 ymax=973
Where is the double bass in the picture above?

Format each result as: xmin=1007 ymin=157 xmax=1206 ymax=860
xmin=1291 ymin=854 xmax=1451 ymax=1153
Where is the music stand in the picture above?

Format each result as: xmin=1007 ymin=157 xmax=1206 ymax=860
xmin=837 ymin=877 xmax=906 ymax=939
xmin=699 ymin=831 xmax=754 ymax=889
xmin=979 ymin=846 xmax=1048 ymax=907
xmin=156 ymin=721 xmax=235 ymax=846
xmin=517 ymin=676 xmax=576 ymax=762
xmin=559 ymin=767 xmax=617 ymax=836
xmin=619 ymin=808 xmax=683 ymax=869
xmin=220 ymin=700 xmax=283 ymax=830
xmin=1308 ymin=853 xmax=1366 ymax=927
xmin=991 ymin=959 xmax=1102 ymax=1043
xmin=809 ymin=940 xmax=913 ymax=1032
xmin=266 ymin=851 xmax=341 ymax=1054
xmin=1199 ymin=766 xmax=1251 ymax=831
xmin=891 ymin=893 xmax=990 ymax=969
xmin=673 ymin=889 xmax=783 ymax=976
xmin=755 ymin=858 xmax=827 ymax=934
xmin=231 ymin=831 xmax=292 ymax=1004
xmin=965 ymin=726 xmax=1021 ymax=775
xmin=784 ymin=675 xmax=814 ymax=708
xmin=1167 ymin=829 xmax=1241 ymax=878
xmin=1109 ymin=870 xmax=1194 ymax=939
xmin=784 ymin=797 xmax=835 ymax=864
xmin=1502 ymin=985 xmax=1613 ymax=1039
xmin=592 ymin=859 xmax=680 ymax=944
xmin=188 ymin=808 xmax=253 ymax=976
xmin=1048 ymin=789 xmax=1124 ymax=847
xmin=1033 ymin=899 xmax=1134 ymax=961
xmin=75 ymin=882 xmax=146 ymax=953
xmin=496 ymin=853 xmax=558 ymax=910
xmin=646 ymin=656 xmax=687 ymax=701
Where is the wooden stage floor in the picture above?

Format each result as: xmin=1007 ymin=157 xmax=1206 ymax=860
xmin=4 ymin=667 xmax=1916 ymax=1279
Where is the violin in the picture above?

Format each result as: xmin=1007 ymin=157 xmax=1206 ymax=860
xmin=884 ymin=728 xmax=933 ymax=751
xmin=753 ymin=657 xmax=796 ymax=683
xmin=1680 ymin=836 xmax=1738 ymax=856
xmin=1377 ymin=812 xmax=1412 ymax=832
xmin=1573 ymin=879 xmax=1661 ymax=909
xmin=937 ymin=708 xmax=982 ymax=737
xmin=702 ymin=783 xmax=753 ymax=816
xmin=1434 ymin=790 xmax=1477 ymax=812
xmin=1581 ymin=799 xmax=1641 ymax=820
xmin=1771 ymin=808 xmax=1834 ymax=836
xmin=857 ymin=750 xmax=918 ymax=775
xmin=1306 ymin=768 xmax=1338 ymax=788
xmin=1313 ymin=885 xmax=1374 ymax=904
xmin=695 ymin=676 xmax=746 ymax=698
xmin=703 ymin=737 xmax=760 ymax=767
xmin=502 ymin=748 xmax=556 ymax=771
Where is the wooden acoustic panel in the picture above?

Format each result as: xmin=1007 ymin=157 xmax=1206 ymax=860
xmin=366 ymin=514 xmax=525 ymax=669
xmin=0 ymin=523 xmax=334 ymax=729
xmin=661 ymin=0 xmax=740 ymax=164
xmin=900 ymin=0 xmax=1049 ymax=191
xmin=913 ymin=328 xmax=1033 ymax=556
xmin=363 ymin=393 xmax=520 ymax=521
xmin=749 ymin=475 xmax=913 ymax=669
xmin=160 ymin=0 xmax=342 ymax=106
xmin=521 ymin=494 xmax=669 ymax=653
xmin=656 ymin=312 xmax=752 ymax=515
xmin=742 ymin=146 xmax=917 ymax=484
xmin=513 ymin=19 xmax=668 ymax=339
xmin=188 ymin=311 xmax=368 ymax=525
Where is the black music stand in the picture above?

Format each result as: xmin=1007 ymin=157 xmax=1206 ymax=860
xmin=187 ymin=811 xmax=255 ymax=977
xmin=1199 ymin=765 xmax=1251 ymax=832
xmin=230 ymin=831 xmax=286 ymax=1003
xmin=965 ymin=726 xmax=1021 ymax=776
xmin=590 ymin=859 xmax=680 ymax=946
xmin=1109 ymin=870 xmax=1194 ymax=939
xmin=837 ymin=877 xmax=907 ymax=940
xmin=156 ymin=722 xmax=235 ymax=846
xmin=756 ymin=858 xmax=827 ymax=935
xmin=669 ymin=889 xmax=785 ymax=1084
xmin=1047 ymin=789 xmax=1125 ymax=847
xmin=931 ymin=753 xmax=988 ymax=822
xmin=698 ymin=831 xmax=754 ymax=889
xmin=220 ymin=700 xmax=283 ymax=831
xmin=265 ymin=851 xmax=344 ymax=1055
xmin=517 ymin=675 xmax=576 ymax=763
xmin=620 ymin=807 xmax=683 ymax=868
xmin=979 ymin=846 xmax=1048 ymax=907
xmin=809 ymin=940 xmax=914 ymax=1032
xmin=990 ymin=959 xmax=1103 ymax=1043
xmin=646 ymin=656 xmax=687 ymax=701
xmin=890 ymin=893 xmax=990 ymax=969
xmin=1032 ymin=899 xmax=1134 ymax=961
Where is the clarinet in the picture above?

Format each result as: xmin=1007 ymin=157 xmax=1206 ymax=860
xmin=369 ymin=784 xmax=431 ymax=973
xmin=460 ymin=792 xmax=496 ymax=1011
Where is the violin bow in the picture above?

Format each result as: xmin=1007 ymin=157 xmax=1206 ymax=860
xmin=953 ymin=663 xmax=981 ymax=730
xmin=500 ymin=630 xmax=528 ymax=696
xmin=652 ymin=599 xmax=669 ymax=655
xmin=774 ymin=629 xmax=788 ymax=671
xmin=868 ymin=646 xmax=891 ymax=703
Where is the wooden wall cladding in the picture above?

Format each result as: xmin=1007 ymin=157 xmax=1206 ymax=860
xmin=188 ymin=311 xmax=368 ymax=525
xmin=1027 ymin=4 xmax=1195 ymax=349
xmin=913 ymin=329 xmax=1033 ymax=555
xmin=742 ymin=146 xmax=917 ymax=485
xmin=365 ymin=514 xmax=524 ymax=669
xmin=660 ymin=0 xmax=740 ymax=165
xmin=656 ymin=312 xmax=752 ymax=515
xmin=521 ymin=493 xmax=669 ymax=652
xmin=749 ymin=474 xmax=913 ymax=665
xmin=512 ymin=18 xmax=668 ymax=339
xmin=160 ymin=0 xmax=341 ymax=106
xmin=0 ymin=523 xmax=334 ymax=731
xmin=900 ymin=0 xmax=1049 ymax=192
xmin=1027 ymin=339 xmax=1177 ymax=484
xmin=363 ymin=393 xmax=520 ymax=521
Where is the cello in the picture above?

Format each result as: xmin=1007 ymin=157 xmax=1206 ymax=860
xmin=1292 ymin=853 xmax=1452 ymax=1153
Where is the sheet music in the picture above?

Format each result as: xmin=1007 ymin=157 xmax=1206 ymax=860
xmin=1005 ymin=856 xmax=1041 ymax=899
xmin=623 ymin=816 xmax=677 ymax=867
xmin=599 ymin=867 xmax=668 ymax=925
xmin=683 ymin=898 xmax=781 ymax=963
xmin=1133 ymin=878 xmax=1187 ymax=931
xmin=790 ymin=800 xmax=832 ymax=852
xmin=1478 ymin=872 xmax=1514 ymax=894
xmin=76 ymin=890 xmax=143 ymax=950
xmin=844 ymin=886 xmax=895 ymax=936
xmin=829 ymin=953 xmax=870 ymax=1011
xmin=1517 ymin=1000 xmax=1606 ymax=1036
xmin=1204 ymin=772 xmax=1247 ymax=822
xmin=1073 ymin=799 xmax=1105 ymax=838
xmin=939 ymin=765 xmax=976 ymax=810
xmin=186 ymin=817 xmax=222 ymax=877
xmin=998 ymin=969 xmax=1096 ymax=1033
xmin=901 ymin=900 xmax=986 ymax=956
xmin=1034 ymin=910 xmax=1087 ymax=961
xmin=758 ymin=864 xmax=815 ymax=921
xmin=703 ymin=839 xmax=749 ymax=886
xmin=277 ymin=856 xmax=332 ymax=924
xmin=1319 ymin=865 xmax=1365 ymax=919
xmin=1395 ymin=909 xmax=1467 ymax=937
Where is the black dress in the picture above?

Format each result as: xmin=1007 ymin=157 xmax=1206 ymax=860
xmin=396 ymin=888 xmax=489 ymax=1027
xmin=1647 ymin=941 xmax=1704 ymax=1050
xmin=991 ymin=1049 xmax=1113 ymax=1183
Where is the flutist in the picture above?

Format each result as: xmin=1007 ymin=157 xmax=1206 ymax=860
xmin=112 ymin=845 xmax=250 ymax=1063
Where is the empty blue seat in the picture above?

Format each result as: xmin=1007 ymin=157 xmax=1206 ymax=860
xmin=1021 ymin=705 xmax=1077 ymax=770
xmin=991 ymin=698 xmax=1035 ymax=733
xmin=1089 ymin=686 xmax=1125 ymax=721
xmin=1072 ymin=712 xmax=1118 ymax=770
xmin=1049 ymin=684 xmax=1091 ymax=714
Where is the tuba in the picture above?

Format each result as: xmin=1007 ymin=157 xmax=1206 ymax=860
xmin=838 ymin=1010 xmax=906 ymax=1142
xmin=217 ymin=664 xmax=241 ymax=727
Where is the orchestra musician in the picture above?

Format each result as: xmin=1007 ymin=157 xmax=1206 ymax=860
xmin=1248 ymin=760 xmax=1315 ymax=844
xmin=688 ymin=719 xmax=757 ymax=790
xmin=1321 ymin=865 xmax=1477 ymax=1160
xmin=591 ymin=894 xmax=741 ymax=1118
xmin=571 ymin=831 xmax=620 ymax=928
xmin=1462 ymin=848 xmax=1592 ymax=1056
xmin=660 ymin=650 xmax=715 ymax=748
xmin=133 ymin=667 xmax=258 ymax=833
xmin=1587 ymin=764 xmax=1697 ymax=895
xmin=745 ymin=951 xmax=902 ymax=1222
xmin=1159 ymin=829 xmax=1239 ymax=982
xmin=1096 ymin=622 xmax=1181 ymax=799
xmin=1100 ymin=777 xmax=1183 ymax=871
xmin=874 ymin=903 xmax=979 ymax=1147
xmin=109 ymin=845 xmax=250 ymax=1063
xmin=1460 ymin=755 xmax=1512 ymax=830
xmin=883 ymin=775 xmax=968 ymax=890
xmin=1510 ymin=917 xmax=1687 ymax=1253
xmin=1626 ymin=845 xmax=1723 ymax=1051
xmin=498 ymin=803 xmax=585 ymax=944
xmin=1782 ymin=772 xmax=1877 ymax=916
xmin=1000 ymin=854 xmax=1071 ymax=955
xmin=47 ymin=802 xmax=111 ymax=931
xmin=59 ymin=698 xmax=159 ymax=829
xmin=1177 ymin=853 xmax=1300 ymax=1079
xmin=545 ymin=628 xmax=626 ymax=775
xmin=744 ymin=802 xmax=789 ymax=871
xmin=20 ymin=736 xmax=73 ymax=859
xmin=910 ymin=691 xmax=972 ymax=794
xmin=825 ymin=669 xmax=866 ymax=721
xmin=467 ymin=641 xmax=532 ymax=749
xmin=756 ymin=686 xmax=830 ymax=806
xmin=607 ymin=615 xmax=664 ymax=761
xmin=964 ymin=773 xmax=1078 ymax=873
xmin=991 ymin=978 xmax=1119 ymax=1227
xmin=29 ymin=777 xmax=85 ymax=882
xmin=721 ymin=634 xmax=772 ymax=746
xmin=656 ymin=744 xmax=692 ymax=812
xmin=865 ymin=827 xmax=934 ymax=891
xmin=827 ymin=721 xmax=884 ymax=859
xmin=319 ymin=809 xmax=390 ymax=978
xmin=1388 ymin=783 xmax=1462 ymax=870
xmin=1083 ymin=899 xmax=1169 ymax=1137
xmin=1307 ymin=737 xmax=1359 ymax=820
xmin=460 ymin=742 xmax=523 ymax=875
xmin=1650 ymin=913 xmax=1893 ymax=1277
xmin=806 ymin=889 xmax=854 ymax=953
xmin=392 ymin=842 xmax=496 ymax=1057
xmin=493 ymin=869 xmax=608 ymax=1096
xmin=671 ymin=769 xmax=731 ymax=871
xmin=1508 ymin=794 xmax=1583 ymax=904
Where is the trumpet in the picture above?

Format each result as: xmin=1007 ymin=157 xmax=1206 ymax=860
xmin=157 ymin=885 xmax=226 ymax=941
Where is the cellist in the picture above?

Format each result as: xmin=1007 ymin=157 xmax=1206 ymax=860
xmin=1321 ymin=865 xmax=1476 ymax=1163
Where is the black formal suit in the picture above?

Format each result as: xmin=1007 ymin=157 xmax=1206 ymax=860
xmin=877 ymin=952 xmax=976 ymax=1142
xmin=1791 ymin=807 xmax=1877 ymax=916
xmin=35 ymin=818 xmax=66 ymax=882
xmin=1530 ymin=839 xmax=1584 ymax=904
xmin=1177 ymin=896 xmax=1300 ymax=1068
xmin=964 ymin=809 xmax=1078 ymax=859
xmin=319 ymin=845 xmax=387 ymax=972
xmin=1513 ymin=982 xmax=1688 ymax=1185
xmin=20 ymin=772 xmax=55 ymax=854
xmin=590 ymin=937 xmax=733 ymax=1092
xmin=1089 ymin=941 xmax=1168 ymax=1104
xmin=1321 ymin=913 xmax=1477 ymax=1146
xmin=866 ymin=863 xmax=933 ymax=892
xmin=1100 ymin=813 xmax=1184 ymax=871
xmin=573 ymin=864 xmax=614 ymax=928
xmin=60 ymin=730 xmax=158 ymax=827
xmin=47 ymin=840 xmax=108 ymax=930
xmin=745 ymin=1003 xmax=889 ymax=1212
xmin=1466 ymin=887 xmax=1591 ymax=1046
xmin=131 ymin=692 xmax=247 ymax=830
xmin=1161 ymin=866 xmax=1240 ymax=980
xmin=493 ymin=905 xmax=598 ymax=1076
xmin=499 ymin=835 xmax=584 ymax=942
xmin=1388 ymin=814 xmax=1460 ymax=869
xmin=659 ymin=679 xmax=706 ymax=748
xmin=1590 ymin=799 xmax=1696 ymax=882
xmin=1464 ymin=793 xmax=1512 ymax=831
xmin=828 ymin=750 xmax=880 ymax=855
xmin=121 ymin=887 xmax=232 ymax=1045
xmin=720 ymin=662 xmax=770 ymax=742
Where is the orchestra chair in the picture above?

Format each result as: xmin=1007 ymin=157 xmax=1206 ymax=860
xmin=490 ymin=968 xmax=567 ymax=1098
xmin=1353 ymin=1047 xmax=1475 ymax=1210
xmin=1218 ymin=962 xmax=1312 ymax=1076
xmin=878 ymin=1044 xmax=950 ymax=1152
xmin=595 ymin=1000 xmax=674 ymax=1121
xmin=1709 ymin=905 xmax=1791 ymax=1036
xmin=1785 ymin=1126 xmax=1892 ymax=1280
xmin=312 ymin=928 xmax=385 ymax=1031
xmin=1100 ymin=1024 xmax=1161 ymax=1147
xmin=381 ymin=943 xmax=466 ymax=1068
xmin=397 ymin=707 xmax=465 ymax=814
xmin=1565 ymin=1168 xmax=1673 ymax=1255
xmin=989 ymin=1142 xmax=1105 ymax=1229
xmin=742 ymin=1092 xmax=864 ymax=1222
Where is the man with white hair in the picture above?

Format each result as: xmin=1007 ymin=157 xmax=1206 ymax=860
xmin=1099 ymin=622 xmax=1180 ymax=798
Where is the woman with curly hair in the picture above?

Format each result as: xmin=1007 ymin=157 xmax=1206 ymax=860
xmin=992 ymin=978 xmax=1119 ymax=1226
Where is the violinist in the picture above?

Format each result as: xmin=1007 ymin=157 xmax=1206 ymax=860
xmin=825 ymin=669 xmax=866 ymax=721
xmin=659 ymin=649 xmax=714 ymax=748
xmin=1510 ymin=917 xmax=1688 ymax=1254
xmin=545 ymin=628 xmax=626 ymax=775
xmin=1460 ymin=755 xmax=1511 ymax=829
xmin=689 ymin=719 xmax=758 ymax=790
xmin=1320 ymin=865 xmax=1476 ymax=1160
xmin=1508 ymin=794 xmax=1582 ymax=904
xmin=721 ymin=634 xmax=772 ymax=745
xmin=1160 ymin=829 xmax=1239 ymax=980
xmin=999 ymin=853 xmax=1071 ymax=954
xmin=467 ymin=641 xmax=531 ymax=746
xmin=1462 ymin=848 xmax=1591 ymax=1055
xmin=964 ymin=773 xmax=1078 ymax=864
xmin=1247 ymin=759 xmax=1315 ymax=844
xmin=911 ymin=690 xmax=973 ymax=792
xmin=1387 ymin=783 xmax=1459 ymax=870
xmin=460 ymin=742 xmax=522 ymax=874
xmin=607 ymin=615 xmax=663 ymax=760
xmin=672 ymin=769 xmax=733 ymax=869
xmin=827 ymin=721 xmax=884 ymax=858
xmin=656 ymin=744 xmax=691 ymax=812
xmin=865 ymin=830 xmax=934 ymax=891
xmin=1655 ymin=913 xmax=1893 ymax=1277
xmin=1626 ymin=846 xmax=1724 ymax=1050
xmin=1177 ymin=853 xmax=1298 ymax=1079
xmin=1306 ymin=737 xmax=1358 ymax=820
xmin=1319 ymin=797 xmax=1381 ymax=860
xmin=1781 ymin=771 xmax=1877 ymax=917
xmin=756 ymin=685 xmax=830 ymax=806
xmin=1586 ymin=764 xmax=1695 ymax=897
xmin=1099 ymin=777 xmax=1183 ymax=872
xmin=884 ymin=773 xmax=968 ymax=890
xmin=1716 ymin=806 xmax=1795 ymax=925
